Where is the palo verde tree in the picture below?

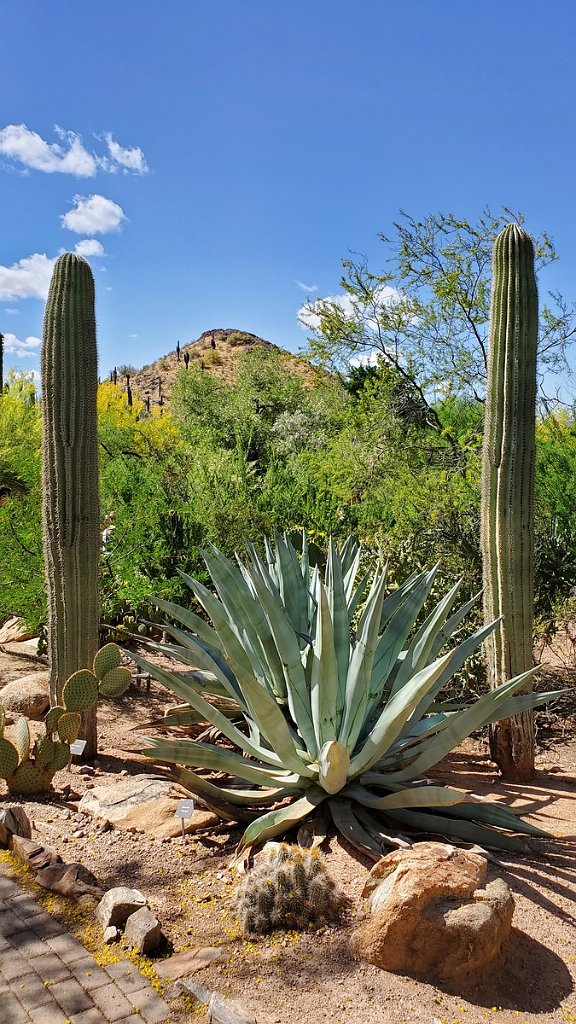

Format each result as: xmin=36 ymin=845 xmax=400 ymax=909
xmin=301 ymin=208 xmax=576 ymax=414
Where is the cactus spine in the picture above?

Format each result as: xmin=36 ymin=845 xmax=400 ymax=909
xmin=480 ymin=223 xmax=537 ymax=781
xmin=41 ymin=254 xmax=100 ymax=757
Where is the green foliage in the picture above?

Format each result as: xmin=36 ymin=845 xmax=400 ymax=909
xmin=132 ymin=535 xmax=558 ymax=856
xmin=236 ymin=843 xmax=348 ymax=933
xmin=302 ymin=208 xmax=575 ymax=404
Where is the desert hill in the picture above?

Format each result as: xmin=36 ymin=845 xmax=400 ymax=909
xmin=112 ymin=328 xmax=320 ymax=412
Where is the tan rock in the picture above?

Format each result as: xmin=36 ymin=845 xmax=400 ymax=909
xmin=156 ymin=946 xmax=227 ymax=979
xmin=0 ymin=617 xmax=37 ymax=644
xmin=0 ymin=672 xmax=49 ymax=720
xmin=77 ymin=774 xmax=219 ymax=837
xmin=352 ymin=841 xmax=514 ymax=980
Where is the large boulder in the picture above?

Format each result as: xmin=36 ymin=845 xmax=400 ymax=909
xmin=0 ymin=672 xmax=49 ymax=720
xmin=351 ymin=841 xmax=514 ymax=980
xmin=0 ymin=617 xmax=36 ymax=644
xmin=78 ymin=775 xmax=218 ymax=837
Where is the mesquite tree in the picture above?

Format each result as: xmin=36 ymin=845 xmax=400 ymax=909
xmin=481 ymin=223 xmax=538 ymax=781
xmin=41 ymin=253 xmax=100 ymax=758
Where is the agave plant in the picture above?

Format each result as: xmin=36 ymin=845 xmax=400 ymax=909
xmin=130 ymin=534 xmax=558 ymax=856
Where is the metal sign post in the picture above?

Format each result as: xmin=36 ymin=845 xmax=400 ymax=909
xmin=67 ymin=738 xmax=87 ymax=770
xmin=175 ymin=798 xmax=195 ymax=838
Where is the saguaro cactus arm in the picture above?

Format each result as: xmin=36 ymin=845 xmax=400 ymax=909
xmin=481 ymin=223 xmax=538 ymax=781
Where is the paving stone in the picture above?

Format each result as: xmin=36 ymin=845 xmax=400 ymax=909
xmin=130 ymin=984 xmax=173 ymax=1023
xmin=2 ymin=909 xmax=30 ymax=936
xmin=14 ymin=971 xmax=54 ymax=1009
xmin=27 ymin=912 xmax=66 ymax=938
xmin=90 ymin=980 xmax=135 ymax=1021
xmin=28 ymin=951 xmax=72 ymax=984
xmin=0 ymin=946 xmax=32 ymax=980
xmin=29 ymin=1003 xmax=69 ymax=1024
xmin=0 ymin=875 xmax=20 ymax=899
xmin=51 ymin=976 xmax=94 ymax=1015
xmin=9 ymin=892 xmax=40 ymax=916
xmin=105 ymin=960 xmax=149 ymax=993
xmin=70 ymin=956 xmax=113 ymax=991
xmin=46 ymin=931 xmax=89 ymax=963
xmin=9 ymin=927 xmax=50 ymax=956
xmin=70 ymin=1008 xmax=116 ymax=1024
xmin=0 ymin=991 xmax=29 ymax=1024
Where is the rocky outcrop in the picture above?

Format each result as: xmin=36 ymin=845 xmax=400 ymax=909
xmin=352 ymin=841 xmax=514 ymax=980
xmin=78 ymin=774 xmax=219 ymax=836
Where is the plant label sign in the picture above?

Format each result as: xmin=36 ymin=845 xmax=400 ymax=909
xmin=69 ymin=739 xmax=87 ymax=756
xmin=176 ymin=798 xmax=195 ymax=838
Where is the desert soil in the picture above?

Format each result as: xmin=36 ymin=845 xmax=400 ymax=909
xmin=0 ymin=641 xmax=575 ymax=1024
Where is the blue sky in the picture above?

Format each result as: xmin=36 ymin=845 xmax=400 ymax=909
xmin=3 ymin=0 xmax=576 ymax=380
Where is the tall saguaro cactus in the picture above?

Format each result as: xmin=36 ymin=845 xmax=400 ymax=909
xmin=41 ymin=254 xmax=100 ymax=757
xmin=480 ymin=223 xmax=538 ymax=781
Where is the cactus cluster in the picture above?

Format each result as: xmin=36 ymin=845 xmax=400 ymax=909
xmin=236 ymin=843 xmax=348 ymax=934
xmin=0 ymin=644 xmax=130 ymax=795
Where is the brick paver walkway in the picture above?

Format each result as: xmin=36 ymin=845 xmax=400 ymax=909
xmin=0 ymin=871 xmax=172 ymax=1023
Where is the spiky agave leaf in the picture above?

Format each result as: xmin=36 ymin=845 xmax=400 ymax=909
xmin=132 ymin=535 xmax=558 ymax=855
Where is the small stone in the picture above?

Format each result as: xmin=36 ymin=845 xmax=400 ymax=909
xmin=103 ymin=925 xmax=120 ymax=944
xmin=0 ymin=805 xmax=32 ymax=846
xmin=156 ymin=947 xmax=226 ymax=979
xmin=124 ymin=907 xmax=163 ymax=953
xmin=208 ymin=991 xmax=257 ymax=1024
xmin=96 ymin=886 xmax=148 ymax=929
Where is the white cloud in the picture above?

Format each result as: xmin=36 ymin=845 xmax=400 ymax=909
xmin=74 ymin=239 xmax=105 ymax=258
xmin=0 ymin=124 xmax=98 ymax=176
xmin=3 ymin=332 xmax=42 ymax=358
xmin=0 ymin=124 xmax=150 ymax=177
xmin=61 ymin=194 xmax=126 ymax=234
xmin=0 ymin=252 xmax=56 ymax=301
xmin=129 ymin=333 xmax=139 ymax=339
xmin=298 ymin=285 xmax=403 ymax=331
xmin=104 ymin=133 xmax=148 ymax=174
xmin=3 ymin=307 xmax=18 ymax=315
xmin=296 ymin=280 xmax=318 ymax=293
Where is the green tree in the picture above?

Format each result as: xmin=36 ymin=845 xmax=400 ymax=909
xmin=301 ymin=208 xmax=576 ymax=408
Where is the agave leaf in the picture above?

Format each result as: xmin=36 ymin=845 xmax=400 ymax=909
xmin=377 ymin=569 xmax=422 ymax=631
xmin=344 ymin=781 xmax=479 ymax=811
xmin=385 ymin=667 xmax=540 ymax=782
xmin=428 ymin=589 xmax=483 ymax=661
xmin=339 ymin=569 xmax=388 ymax=749
xmin=329 ymin=796 xmax=383 ymax=858
xmin=481 ymin=689 xmax=566 ymax=727
xmin=388 ymin=579 xmax=462 ymax=697
xmin=153 ymin=592 xmax=225 ymax=652
xmin=340 ymin=535 xmax=362 ymax=580
xmin=149 ymin=637 xmax=246 ymax=707
xmin=246 ymin=557 xmax=318 ymax=757
xmin=352 ymin=652 xmax=456 ymax=775
xmin=317 ymin=740 xmax=350 ymax=794
xmin=142 ymin=735 xmax=305 ymax=787
xmin=310 ymin=577 xmax=339 ymax=747
xmin=381 ymin=806 xmax=531 ymax=852
xmin=346 ymin=568 xmax=372 ymax=622
xmin=177 ymin=767 xmax=298 ymax=806
xmin=238 ymin=787 xmax=329 ymax=851
xmin=437 ymin=800 xmax=552 ymax=838
xmin=130 ymin=650 xmax=288 ymax=767
xmin=273 ymin=530 xmax=310 ymax=638
xmin=326 ymin=540 xmax=351 ymax=726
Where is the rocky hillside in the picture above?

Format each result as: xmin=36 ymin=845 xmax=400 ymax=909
xmin=111 ymin=329 xmax=319 ymax=412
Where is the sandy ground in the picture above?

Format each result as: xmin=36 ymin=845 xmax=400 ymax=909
xmin=0 ymin=642 xmax=575 ymax=1024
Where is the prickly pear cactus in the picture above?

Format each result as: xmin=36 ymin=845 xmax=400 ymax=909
xmin=0 ymin=645 xmax=128 ymax=795
xmin=236 ymin=843 xmax=348 ymax=934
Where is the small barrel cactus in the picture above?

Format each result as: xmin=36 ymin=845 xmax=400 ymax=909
xmin=0 ymin=644 xmax=130 ymax=795
xmin=236 ymin=843 xmax=348 ymax=934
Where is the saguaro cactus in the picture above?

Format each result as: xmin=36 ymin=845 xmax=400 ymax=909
xmin=480 ymin=223 xmax=538 ymax=781
xmin=41 ymin=253 xmax=100 ymax=757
